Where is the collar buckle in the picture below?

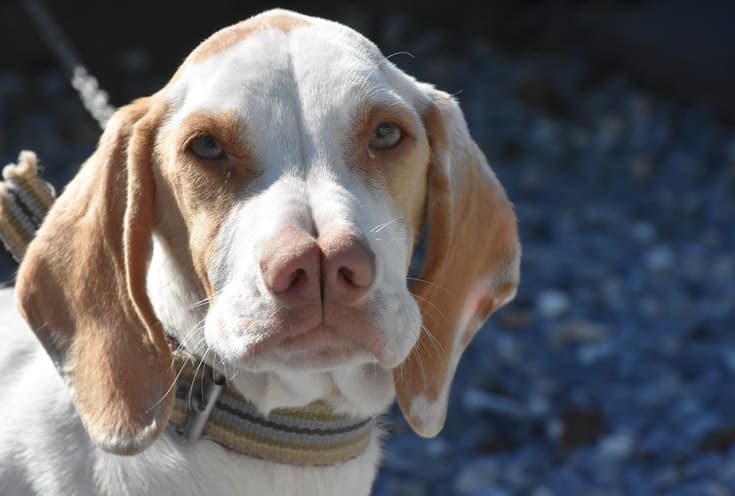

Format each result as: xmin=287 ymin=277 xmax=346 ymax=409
xmin=174 ymin=373 xmax=226 ymax=444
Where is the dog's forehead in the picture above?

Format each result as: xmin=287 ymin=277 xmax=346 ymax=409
xmin=166 ymin=10 xmax=388 ymax=113
xmin=161 ymin=10 xmax=428 ymax=175
xmin=187 ymin=9 xmax=381 ymax=66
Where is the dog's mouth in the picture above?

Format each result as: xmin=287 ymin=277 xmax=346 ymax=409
xmin=231 ymin=318 xmax=396 ymax=371
xmin=205 ymin=293 xmax=414 ymax=373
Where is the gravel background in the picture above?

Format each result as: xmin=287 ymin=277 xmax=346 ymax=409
xmin=2 ymin=3 xmax=735 ymax=495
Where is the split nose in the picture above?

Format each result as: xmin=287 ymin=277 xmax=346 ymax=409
xmin=260 ymin=228 xmax=375 ymax=308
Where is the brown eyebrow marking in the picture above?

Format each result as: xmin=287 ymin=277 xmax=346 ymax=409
xmin=176 ymin=110 xmax=250 ymax=162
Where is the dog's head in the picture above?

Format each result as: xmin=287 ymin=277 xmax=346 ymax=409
xmin=16 ymin=9 xmax=519 ymax=455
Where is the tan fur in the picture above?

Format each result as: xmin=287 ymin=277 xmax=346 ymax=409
xmin=190 ymin=12 xmax=309 ymax=64
xmin=352 ymin=104 xmax=430 ymax=247
xmin=16 ymin=99 xmax=175 ymax=455
xmin=155 ymin=110 xmax=252 ymax=298
xmin=394 ymin=94 xmax=521 ymax=436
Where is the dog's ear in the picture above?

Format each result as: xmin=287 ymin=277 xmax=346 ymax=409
xmin=16 ymin=98 xmax=174 ymax=455
xmin=395 ymin=85 xmax=521 ymax=437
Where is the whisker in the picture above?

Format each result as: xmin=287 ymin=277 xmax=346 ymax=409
xmin=185 ymin=297 xmax=210 ymax=312
xmin=188 ymin=348 xmax=210 ymax=411
xmin=146 ymin=352 xmax=195 ymax=413
xmin=419 ymin=323 xmax=448 ymax=365
xmin=374 ymin=237 xmax=411 ymax=242
xmin=185 ymin=286 xmax=227 ymax=311
xmin=370 ymin=218 xmax=399 ymax=233
xmin=406 ymin=277 xmax=449 ymax=294
xmin=414 ymin=341 xmax=427 ymax=387
xmin=379 ymin=51 xmax=415 ymax=67
xmin=410 ymin=291 xmax=447 ymax=326
xmin=174 ymin=319 xmax=207 ymax=357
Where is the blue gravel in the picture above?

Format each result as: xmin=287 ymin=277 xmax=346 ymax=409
xmin=3 ymin=13 xmax=734 ymax=496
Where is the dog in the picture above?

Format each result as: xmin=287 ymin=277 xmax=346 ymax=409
xmin=0 ymin=9 xmax=519 ymax=495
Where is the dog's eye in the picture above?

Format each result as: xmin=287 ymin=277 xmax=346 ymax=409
xmin=369 ymin=122 xmax=402 ymax=150
xmin=189 ymin=135 xmax=225 ymax=160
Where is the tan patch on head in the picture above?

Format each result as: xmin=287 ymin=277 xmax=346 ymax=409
xmin=155 ymin=110 xmax=255 ymax=299
xmin=189 ymin=11 xmax=310 ymax=63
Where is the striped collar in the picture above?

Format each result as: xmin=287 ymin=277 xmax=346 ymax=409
xmin=167 ymin=352 xmax=375 ymax=466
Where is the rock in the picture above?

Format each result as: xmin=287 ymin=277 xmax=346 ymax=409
xmin=577 ymin=341 xmax=615 ymax=365
xmin=632 ymin=221 xmax=657 ymax=243
xmin=462 ymin=388 xmax=528 ymax=419
xmin=652 ymin=466 xmax=680 ymax=490
xmin=498 ymin=308 xmax=534 ymax=330
xmin=426 ymin=438 xmax=451 ymax=459
xmin=536 ymin=289 xmax=571 ymax=320
xmin=645 ymin=245 xmax=675 ymax=271
xmin=377 ymin=477 xmax=427 ymax=496
xmin=550 ymin=320 xmax=609 ymax=347
xmin=596 ymin=431 xmax=636 ymax=462
xmin=468 ymin=487 xmax=511 ymax=496
xmin=453 ymin=457 xmax=501 ymax=495
xmin=527 ymin=394 xmax=551 ymax=417
xmin=560 ymin=407 xmax=607 ymax=449
xmin=529 ymin=487 xmax=554 ymax=496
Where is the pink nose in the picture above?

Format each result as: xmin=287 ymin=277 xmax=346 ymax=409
xmin=260 ymin=228 xmax=375 ymax=308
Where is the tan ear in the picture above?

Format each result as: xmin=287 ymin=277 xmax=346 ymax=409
xmin=395 ymin=86 xmax=521 ymax=437
xmin=16 ymin=98 xmax=174 ymax=455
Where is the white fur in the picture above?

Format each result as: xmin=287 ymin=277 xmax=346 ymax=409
xmin=0 ymin=9 xmax=438 ymax=495
xmin=0 ymin=299 xmax=380 ymax=496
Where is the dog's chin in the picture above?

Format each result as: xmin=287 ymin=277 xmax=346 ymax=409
xmin=202 ymin=314 xmax=407 ymax=415
xmin=217 ymin=347 xmax=396 ymax=417
xmin=272 ymin=346 xmax=377 ymax=371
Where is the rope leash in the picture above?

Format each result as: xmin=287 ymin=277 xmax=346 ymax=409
xmin=20 ymin=0 xmax=115 ymax=129
xmin=0 ymin=152 xmax=55 ymax=261
xmin=2 ymin=0 xmax=117 ymax=260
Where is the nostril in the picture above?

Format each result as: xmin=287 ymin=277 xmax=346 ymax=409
xmin=338 ymin=267 xmax=356 ymax=288
xmin=322 ymin=234 xmax=375 ymax=304
xmin=260 ymin=228 xmax=322 ymax=307
xmin=287 ymin=269 xmax=307 ymax=291
xmin=338 ymin=264 xmax=372 ymax=288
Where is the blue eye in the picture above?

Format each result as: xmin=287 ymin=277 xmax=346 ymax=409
xmin=369 ymin=122 xmax=402 ymax=150
xmin=189 ymin=135 xmax=225 ymax=160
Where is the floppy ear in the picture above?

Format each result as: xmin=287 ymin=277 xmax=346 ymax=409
xmin=16 ymin=98 xmax=174 ymax=455
xmin=395 ymin=86 xmax=521 ymax=437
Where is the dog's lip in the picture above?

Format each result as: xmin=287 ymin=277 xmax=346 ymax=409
xmin=278 ymin=325 xmax=353 ymax=350
xmin=275 ymin=339 xmax=369 ymax=369
xmin=245 ymin=322 xmax=392 ymax=366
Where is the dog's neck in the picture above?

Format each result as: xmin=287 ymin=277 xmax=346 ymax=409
xmin=165 ymin=345 xmax=375 ymax=465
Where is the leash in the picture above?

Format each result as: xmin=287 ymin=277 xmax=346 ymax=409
xmin=1 ymin=0 xmax=117 ymax=261
xmin=20 ymin=0 xmax=116 ymax=129
xmin=0 ymin=151 xmax=54 ymax=261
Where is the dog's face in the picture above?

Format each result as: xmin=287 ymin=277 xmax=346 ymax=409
xmin=16 ymin=10 xmax=519 ymax=455
xmin=156 ymin=16 xmax=428 ymax=374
